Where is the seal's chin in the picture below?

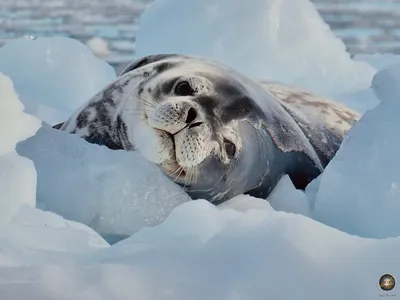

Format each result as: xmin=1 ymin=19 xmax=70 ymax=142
xmin=159 ymin=162 xmax=187 ymax=183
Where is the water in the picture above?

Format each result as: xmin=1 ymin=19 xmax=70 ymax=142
xmin=1 ymin=0 xmax=400 ymax=71
xmin=314 ymin=0 xmax=400 ymax=56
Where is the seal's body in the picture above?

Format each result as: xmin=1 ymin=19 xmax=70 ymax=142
xmin=259 ymin=80 xmax=359 ymax=166
xmin=55 ymin=54 xmax=359 ymax=204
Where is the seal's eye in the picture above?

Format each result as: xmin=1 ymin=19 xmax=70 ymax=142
xmin=224 ymin=139 xmax=236 ymax=159
xmin=175 ymin=81 xmax=195 ymax=96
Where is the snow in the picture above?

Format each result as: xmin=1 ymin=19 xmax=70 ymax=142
xmin=313 ymin=62 xmax=400 ymax=239
xmin=0 ymin=199 xmax=399 ymax=299
xmin=371 ymin=62 xmax=400 ymax=103
xmin=86 ymin=37 xmax=111 ymax=58
xmin=0 ymin=73 xmax=40 ymax=224
xmin=267 ymin=175 xmax=312 ymax=217
xmin=0 ymin=36 xmax=116 ymax=126
xmin=0 ymin=74 xmax=40 ymax=155
xmin=4 ymin=205 xmax=109 ymax=261
xmin=0 ymin=0 xmax=400 ymax=298
xmin=17 ymin=124 xmax=190 ymax=238
xmin=0 ymin=152 xmax=37 ymax=225
xmin=0 ymin=73 xmax=108 ymax=267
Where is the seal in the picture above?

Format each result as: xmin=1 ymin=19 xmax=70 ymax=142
xmin=54 ymin=54 xmax=360 ymax=204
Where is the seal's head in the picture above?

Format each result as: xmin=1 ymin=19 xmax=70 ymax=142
xmin=118 ymin=54 xmax=286 ymax=204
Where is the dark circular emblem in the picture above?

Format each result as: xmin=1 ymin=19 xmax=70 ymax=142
xmin=379 ymin=274 xmax=396 ymax=291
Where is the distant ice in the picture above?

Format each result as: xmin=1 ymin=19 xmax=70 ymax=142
xmin=354 ymin=53 xmax=400 ymax=70
xmin=135 ymin=0 xmax=375 ymax=98
xmin=86 ymin=37 xmax=111 ymax=58
xmin=0 ymin=36 xmax=116 ymax=125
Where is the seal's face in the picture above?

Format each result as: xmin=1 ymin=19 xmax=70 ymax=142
xmin=120 ymin=55 xmax=270 ymax=203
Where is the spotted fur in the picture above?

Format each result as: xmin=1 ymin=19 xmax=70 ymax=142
xmin=55 ymin=54 xmax=360 ymax=204
xmin=258 ymin=80 xmax=360 ymax=165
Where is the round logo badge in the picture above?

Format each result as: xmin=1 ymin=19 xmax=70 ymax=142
xmin=379 ymin=274 xmax=396 ymax=291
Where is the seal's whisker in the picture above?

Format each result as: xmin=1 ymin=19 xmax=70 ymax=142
xmin=123 ymin=108 xmax=147 ymax=112
xmin=139 ymin=99 xmax=157 ymax=109
xmin=183 ymin=169 xmax=192 ymax=188
xmin=184 ymin=166 xmax=199 ymax=188
xmin=188 ymin=187 xmax=213 ymax=193
xmin=184 ymin=168 xmax=193 ymax=186
xmin=123 ymin=83 xmax=157 ymax=109
xmin=152 ymin=92 xmax=163 ymax=104
xmin=121 ymin=113 xmax=148 ymax=117
xmin=131 ymin=118 xmax=147 ymax=127
xmin=168 ymin=164 xmax=184 ymax=179
xmin=135 ymin=94 xmax=158 ymax=108
xmin=173 ymin=167 xmax=185 ymax=183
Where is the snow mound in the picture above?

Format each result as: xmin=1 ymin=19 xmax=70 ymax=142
xmin=371 ymin=62 xmax=400 ymax=103
xmin=0 ymin=72 xmax=108 ymax=266
xmin=135 ymin=0 xmax=375 ymax=96
xmin=314 ymin=66 xmax=400 ymax=237
xmin=3 ymin=205 xmax=109 ymax=265
xmin=86 ymin=37 xmax=111 ymax=58
xmin=0 ymin=73 xmax=41 ymax=156
xmin=0 ymin=36 xmax=116 ymax=125
xmin=1 ymin=199 xmax=399 ymax=299
xmin=267 ymin=175 xmax=312 ymax=217
xmin=0 ymin=35 xmax=190 ymax=241
xmin=0 ymin=73 xmax=41 ymax=224
xmin=17 ymin=124 xmax=191 ymax=239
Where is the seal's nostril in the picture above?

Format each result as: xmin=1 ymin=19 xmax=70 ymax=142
xmin=188 ymin=122 xmax=203 ymax=129
xmin=185 ymin=107 xmax=197 ymax=123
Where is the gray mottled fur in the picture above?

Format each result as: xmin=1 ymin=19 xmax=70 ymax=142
xmin=54 ymin=54 xmax=360 ymax=204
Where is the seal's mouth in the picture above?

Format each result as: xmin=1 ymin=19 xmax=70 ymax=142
xmin=142 ymin=112 xmax=188 ymax=182
xmin=158 ymin=132 xmax=187 ymax=182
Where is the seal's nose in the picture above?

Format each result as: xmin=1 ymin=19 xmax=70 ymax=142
xmin=185 ymin=106 xmax=204 ymax=129
xmin=185 ymin=107 xmax=198 ymax=124
xmin=148 ymin=99 xmax=203 ymax=134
